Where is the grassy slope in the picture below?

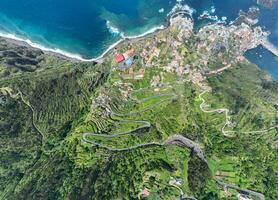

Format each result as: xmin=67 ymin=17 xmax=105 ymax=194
xmin=0 ymin=40 xmax=110 ymax=199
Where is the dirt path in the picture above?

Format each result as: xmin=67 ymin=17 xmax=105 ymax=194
xmin=1 ymin=87 xmax=45 ymax=140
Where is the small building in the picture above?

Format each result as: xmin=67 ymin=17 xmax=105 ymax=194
xmin=142 ymin=188 xmax=150 ymax=198
xmin=128 ymin=68 xmax=134 ymax=75
xmin=169 ymin=177 xmax=182 ymax=186
xmin=134 ymin=68 xmax=145 ymax=80
xmin=124 ymin=48 xmax=135 ymax=59
xmin=115 ymin=54 xmax=125 ymax=63
xmin=151 ymin=75 xmax=161 ymax=87
xmin=125 ymin=58 xmax=134 ymax=66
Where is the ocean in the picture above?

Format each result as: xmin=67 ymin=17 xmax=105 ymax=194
xmin=0 ymin=0 xmax=277 ymax=79
xmin=245 ymin=46 xmax=278 ymax=80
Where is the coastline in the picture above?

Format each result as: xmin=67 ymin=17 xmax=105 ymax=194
xmin=0 ymin=2 xmax=194 ymax=63
xmin=2 ymin=5 xmax=276 ymax=81
xmin=0 ymin=25 xmax=167 ymax=63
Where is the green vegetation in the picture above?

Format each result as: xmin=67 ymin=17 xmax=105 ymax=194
xmin=0 ymin=29 xmax=277 ymax=200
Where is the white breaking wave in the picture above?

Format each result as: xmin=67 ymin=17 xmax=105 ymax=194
xmin=121 ymin=25 xmax=165 ymax=39
xmin=198 ymin=6 xmax=227 ymax=24
xmin=159 ymin=8 xmax=165 ymax=13
xmin=167 ymin=2 xmax=196 ymax=17
xmin=106 ymin=20 xmax=120 ymax=36
xmin=211 ymin=6 xmax=216 ymax=14
xmin=199 ymin=10 xmax=210 ymax=19
xmin=0 ymin=32 xmax=88 ymax=61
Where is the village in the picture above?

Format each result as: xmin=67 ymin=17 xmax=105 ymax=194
xmin=89 ymin=8 xmax=270 ymax=146
xmin=88 ymin=11 xmax=271 ymax=200
xmin=109 ymin=10 xmax=268 ymax=92
xmin=110 ymin=15 xmax=206 ymax=89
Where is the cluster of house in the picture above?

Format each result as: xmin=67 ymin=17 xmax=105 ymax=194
xmin=138 ymin=37 xmax=190 ymax=81
xmin=112 ymin=14 xmax=227 ymax=89
xmin=113 ymin=80 xmax=133 ymax=99
xmin=187 ymin=70 xmax=205 ymax=86
xmin=197 ymin=24 xmax=230 ymax=56
xmin=114 ymin=46 xmax=147 ymax=80
xmin=197 ymin=22 xmax=267 ymax=64
xmin=121 ymin=67 xmax=146 ymax=80
xmin=163 ymin=56 xmax=191 ymax=77
xmin=194 ymin=20 xmax=268 ymax=81
xmin=90 ymin=92 xmax=112 ymax=120
xmin=140 ymin=43 xmax=161 ymax=67
xmin=161 ymin=16 xmax=195 ymax=77
xmin=115 ymin=48 xmax=135 ymax=68
xmin=139 ymin=176 xmax=183 ymax=198
xmin=170 ymin=15 xmax=194 ymax=42
xmin=223 ymin=186 xmax=253 ymax=200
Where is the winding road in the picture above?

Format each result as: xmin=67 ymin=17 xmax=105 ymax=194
xmin=82 ymin=88 xmax=207 ymax=162
xmin=82 ymin=88 xmax=270 ymax=199
xmin=216 ymin=180 xmax=265 ymax=200
xmin=165 ymin=134 xmax=207 ymax=163
xmin=199 ymin=91 xmax=235 ymax=137
xmin=199 ymin=90 xmax=278 ymax=137
xmin=1 ymin=87 xmax=45 ymax=140
xmin=2 ymin=86 xmax=268 ymax=199
xmin=82 ymin=88 xmax=175 ymax=150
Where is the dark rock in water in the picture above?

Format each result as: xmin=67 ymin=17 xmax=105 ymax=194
xmin=233 ymin=7 xmax=260 ymax=26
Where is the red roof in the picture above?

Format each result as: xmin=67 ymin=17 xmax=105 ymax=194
xmin=142 ymin=188 xmax=150 ymax=197
xmin=115 ymin=54 xmax=125 ymax=63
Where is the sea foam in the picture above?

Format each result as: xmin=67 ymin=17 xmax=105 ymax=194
xmin=121 ymin=25 xmax=165 ymax=39
xmin=0 ymin=31 xmax=88 ymax=61
xmin=198 ymin=6 xmax=227 ymax=24
xmin=159 ymin=8 xmax=165 ymax=13
xmin=106 ymin=20 xmax=120 ymax=36
xmin=168 ymin=2 xmax=196 ymax=17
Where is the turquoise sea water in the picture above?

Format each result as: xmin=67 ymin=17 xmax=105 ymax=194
xmin=0 ymin=0 xmax=277 ymax=79
xmin=0 ymin=0 xmax=176 ymax=58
